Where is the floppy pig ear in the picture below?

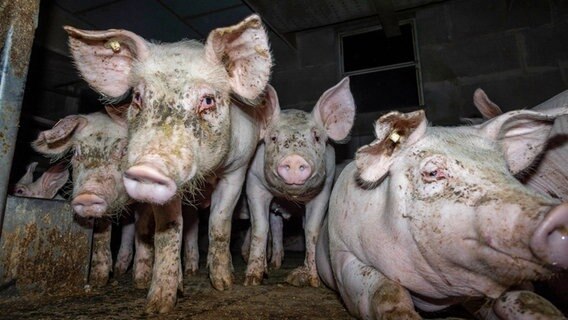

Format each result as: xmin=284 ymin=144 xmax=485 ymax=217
xmin=205 ymin=15 xmax=272 ymax=101
xmin=32 ymin=115 xmax=87 ymax=157
xmin=17 ymin=162 xmax=38 ymax=185
xmin=258 ymin=85 xmax=281 ymax=139
xmin=473 ymin=89 xmax=503 ymax=120
xmin=313 ymin=77 xmax=356 ymax=142
xmin=356 ymin=110 xmax=427 ymax=184
xmin=65 ymin=26 xmax=149 ymax=98
xmin=105 ymin=103 xmax=130 ymax=128
xmin=40 ymin=164 xmax=70 ymax=199
xmin=476 ymin=108 xmax=567 ymax=174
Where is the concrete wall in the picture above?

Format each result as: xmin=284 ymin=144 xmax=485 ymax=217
xmin=268 ymin=0 xmax=568 ymax=159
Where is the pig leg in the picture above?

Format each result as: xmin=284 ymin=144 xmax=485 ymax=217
xmin=269 ymin=213 xmax=284 ymax=270
xmin=114 ymin=218 xmax=135 ymax=275
xmin=182 ymin=205 xmax=199 ymax=276
xmin=146 ymin=197 xmax=183 ymax=314
xmin=241 ymin=226 xmax=251 ymax=263
xmin=243 ymin=175 xmax=273 ymax=286
xmin=286 ymin=174 xmax=333 ymax=287
xmin=90 ymin=218 xmax=112 ymax=286
xmin=334 ymin=251 xmax=421 ymax=319
xmin=133 ymin=205 xmax=154 ymax=289
xmin=207 ymin=167 xmax=247 ymax=291
xmin=472 ymin=291 xmax=565 ymax=320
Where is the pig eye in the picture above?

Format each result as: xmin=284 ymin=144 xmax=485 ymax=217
xmin=421 ymin=158 xmax=448 ymax=183
xmin=15 ymin=187 xmax=25 ymax=195
xmin=132 ymin=91 xmax=142 ymax=108
xmin=198 ymin=95 xmax=216 ymax=115
xmin=271 ymin=136 xmax=277 ymax=143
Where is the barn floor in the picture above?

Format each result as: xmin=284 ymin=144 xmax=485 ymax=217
xmin=0 ymin=252 xmax=354 ymax=320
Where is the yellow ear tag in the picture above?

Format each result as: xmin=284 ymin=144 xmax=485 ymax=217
xmin=389 ymin=131 xmax=401 ymax=143
xmin=105 ymin=39 xmax=121 ymax=53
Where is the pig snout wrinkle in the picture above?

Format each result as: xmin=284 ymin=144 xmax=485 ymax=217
xmin=72 ymin=194 xmax=107 ymax=218
xmin=123 ymin=165 xmax=177 ymax=204
xmin=530 ymin=203 xmax=568 ymax=269
xmin=277 ymin=155 xmax=312 ymax=185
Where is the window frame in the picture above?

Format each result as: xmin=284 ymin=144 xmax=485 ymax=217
xmin=338 ymin=18 xmax=424 ymax=108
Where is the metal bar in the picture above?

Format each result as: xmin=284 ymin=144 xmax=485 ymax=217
xmin=343 ymin=61 xmax=417 ymax=77
xmin=0 ymin=0 xmax=40 ymax=240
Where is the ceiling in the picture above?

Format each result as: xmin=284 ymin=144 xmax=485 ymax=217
xmin=29 ymin=0 xmax=445 ymax=98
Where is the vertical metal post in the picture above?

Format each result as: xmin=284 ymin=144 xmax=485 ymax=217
xmin=0 ymin=0 xmax=40 ymax=239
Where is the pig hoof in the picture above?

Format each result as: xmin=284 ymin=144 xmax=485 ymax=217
xmin=184 ymin=265 xmax=198 ymax=277
xmin=89 ymin=273 xmax=109 ymax=287
xmin=285 ymin=266 xmax=320 ymax=287
xmin=134 ymin=277 xmax=151 ymax=289
xmin=145 ymin=286 xmax=177 ymax=314
xmin=270 ymin=259 xmax=282 ymax=270
xmin=209 ymin=269 xmax=235 ymax=291
xmin=114 ymin=263 xmax=129 ymax=276
xmin=244 ymin=273 xmax=263 ymax=286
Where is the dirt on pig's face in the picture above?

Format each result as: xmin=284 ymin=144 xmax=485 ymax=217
xmin=125 ymin=41 xmax=231 ymax=196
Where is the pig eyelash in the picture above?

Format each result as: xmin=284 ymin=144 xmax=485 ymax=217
xmin=198 ymin=95 xmax=216 ymax=115
xmin=313 ymin=131 xmax=321 ymax=143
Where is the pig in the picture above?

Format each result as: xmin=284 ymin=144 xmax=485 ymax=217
xmin=32 ymin=107 xmax=134 ymax=285
xmin=13 ymin=162 xmax=69 ymax=199
xmin=64 ymin=15 xmax=273 ymax=313
xmin=244 ymin=78 xmax=356 ymax=287
xmin=316 ymin=108 xmax=568 ymax=319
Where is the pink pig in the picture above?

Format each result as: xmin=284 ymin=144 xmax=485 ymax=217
xmin=13 ymin=162 xmax=68 ymax=199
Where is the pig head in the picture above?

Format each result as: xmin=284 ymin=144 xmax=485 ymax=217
xmin=64 ymin=14 xmax=272 ymax=204
xmin=32 ymin=109 xmax=129 ymax=218
xmin=13 ymin=162 xmax=69 ymax=199
xmin=318 ymin=108 xmax=568 ymax=319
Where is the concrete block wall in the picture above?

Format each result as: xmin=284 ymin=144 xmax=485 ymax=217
xmin=268 ymin=0 xmax=568 ymax=161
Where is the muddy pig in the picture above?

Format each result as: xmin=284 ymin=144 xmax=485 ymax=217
xmin=245 ymin=78 xmax=355 ymax=287
xmin=13 ymin=162 xmax=68 ymax=199
xmin=316 ymin=109 xmax=568 ymax=319
xmin=32 ymin=107 xmax=134 ymax=286
xmin=64 ymin=15 xmax=273 ymax=313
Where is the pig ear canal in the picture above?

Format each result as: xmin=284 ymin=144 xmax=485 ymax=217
xmin=205 ymin=15 xmax=273 ymax=102
xmin=64 ymin=26 xmax=149 ymax=99
xmin=355 ymin=110 xmax=428 ymax=186
xmin=477 ymin=109 xmax=566 ymax=174
xmin=313 ymin=77 xmax=356 ymax=143
xmin=31 ymin=116 xmax=87 ymax=159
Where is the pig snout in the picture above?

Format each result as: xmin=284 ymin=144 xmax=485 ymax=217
xmin=277 ymin=155 xmax=312 ymax=185
xmin=123 ymin=164 xmax=177 ymax=204
xmin=530 ymin=203 xmax=568 ymax=269
xmin=72 ymin=194 xmax=107 ymax=218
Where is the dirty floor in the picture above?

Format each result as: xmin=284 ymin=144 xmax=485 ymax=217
xmin=0 ymin=252 xmax=354 ymax=320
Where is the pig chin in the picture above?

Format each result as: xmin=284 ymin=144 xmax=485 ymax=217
xmin=265 ymin=169 xmax=325 ymax=202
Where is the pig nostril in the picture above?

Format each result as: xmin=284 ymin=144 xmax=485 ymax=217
xmin=299 ymin=165 xmax=305 ymax=171
xmin=285 ymin=165 xmax=290 ymax=171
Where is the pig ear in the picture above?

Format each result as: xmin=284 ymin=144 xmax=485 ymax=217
xmin=64 ymin=26 xmax=149 ymax=98
xmin=32 ymin=115 xmax=87 ymax=157
xmin=356 ymin=110 xmax=427 ymax=184
xmin=17 ymin=162 xmax=38 ymax=185
xmin=205 ymin=15 xmax=272 ymax=101
xmin=258 ymin=84 xmax=281 ymax=139
xmin=105 ymin=103 xmax=129 ymax=128
xmin=473 ymin=89 xmax=503 ymax=120
xmin=312 ymin=77 xmax=356 ymax=143
xmin=477 ymin=108 xmax=567 ymax=174
xmin=39 ymin=164 xmax=70 ymax=199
